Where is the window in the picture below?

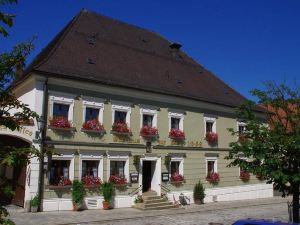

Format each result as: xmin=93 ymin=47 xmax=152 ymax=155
xmin=170 ymin=161 xmax=180 ymax=174
xmin=114 ymin=111 xmax=127 ymax=123
xmin=82 ymin=160 xmax=99 ymax=177
xmin=85 ymin=108 xmax=99 ymax=122
xmin=143 ymin=114 xmax=153 ymax=127
xmin=204 ymin=116 xmax=216 ymax=134
xmin=206 ymin=158 xmax=217 ymax=175
xmin=53 ymin=103 xmax=69 ymax=118
xmin=110 ymin=161 xmax=125 ymax=177
xmin=50 ymin=160 xmax=70 ymax=185
xmin=238 ymin=123 xmax=246 ymax=135
xmin=171 ymin=117 xmax=180 ymax=129
xmin=168 ymin=111 xmax=184 ymax=131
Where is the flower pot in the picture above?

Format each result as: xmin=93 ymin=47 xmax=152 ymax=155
xmin=31 ymin=206 xmax=38 ymax=213
xmin=102 ymin=201 xmax=110 ymax=210
xmin=72 ymin=202 xmax=81 ymax=211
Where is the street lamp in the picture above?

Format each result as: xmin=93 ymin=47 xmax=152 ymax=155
xmin=36 ymin=116 xmax=45 ymax=139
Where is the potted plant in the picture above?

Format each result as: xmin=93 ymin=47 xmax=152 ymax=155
xmin=82 ymin=175 xmax=102 ymax=186
xmin=71 ymin=180 xmax=85 ymax=211
xmin=30 ymin=195 xmax=39 ymax=213
xmin=140 ymin=125 xmax=158 ymax=139
xmin=49 ymin=116 xmax=75 ymax=131
xmin=111 ymin=122 xmax=131 ymax=135
xmin=170 ymin=173 xmax=184 ymax=184
xmin=109 ymin=175 xmax=127 ymax=186
xmin=169 ymin=128 xmax=185 ymax=140
xmin=101 ymin=182 xmax=114 ymax=210
xmin=239 ymin=170 xmax=250 ymax=182
xmin=206 ymin=172 xmax=220 ymax=185
xmin=193 ymin=181 xmax=205 ymax=204
xmin=82 ymin=119 xmax=105 ymax=134
xmin=206 ymin=132 xmax=218 ymax=144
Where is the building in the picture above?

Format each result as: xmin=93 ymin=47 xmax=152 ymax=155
xmin=0 ymin=9 xmax=273 ymax=211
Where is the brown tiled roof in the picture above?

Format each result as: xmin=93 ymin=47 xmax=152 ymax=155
xmin=26 ymin=9 xmax=249 ymax=108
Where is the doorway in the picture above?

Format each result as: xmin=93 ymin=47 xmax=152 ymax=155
xmin=142 ymin=161 xmax=153 ymax=192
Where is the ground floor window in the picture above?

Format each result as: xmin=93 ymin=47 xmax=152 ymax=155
xmin=169 ymin=159 xmax=184 ymax=182
xmin=170 ymin=161 xmax=180 ymax=175
xmin=110 ymin=161 xmax=125 ymax=177
xmin=82 ymin=160 xmax=99 ymax=177
xmin=207 ymin=160 xmax=216 ymax=174
xmin=49 ymin=160 xmax=72 ymax=186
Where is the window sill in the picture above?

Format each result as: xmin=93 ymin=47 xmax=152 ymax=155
xmin=81 ymin=128 xmax=105 ymax=135
xmin=48 ymin=126 xmax=76 ymax=132
xmin=46 ymin=185 xmax=72 ymax=189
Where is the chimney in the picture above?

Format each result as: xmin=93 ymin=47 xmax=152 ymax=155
xmin=169 ymin=42 xmax=182 ymax=50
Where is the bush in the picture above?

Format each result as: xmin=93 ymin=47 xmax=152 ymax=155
xmin=72 ymin=180 xmax=85 ymax=205
xmin=30 ymin=195 xmax=39 ymax=208
xmin=101 ymin=182 xmax=114 ymax=202
xmin=193 ymin=181 xmax=205 ymax=203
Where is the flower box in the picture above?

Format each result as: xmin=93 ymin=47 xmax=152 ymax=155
xmin=109 ymin=175 xmax=128 ymax=186
xmin=140 ymin=125 xmax=159 ymax=139
xmin=206 ymin=172 xmax=220 ymax=184
xmin=169 ymin=128 xmax=185 ymax=140
xmin=206 ymin=132 xmax=218 ymax=144
xmin=82 ymin=176 xmax=102 ymax=186
xmin=82 ymin=119 xmax=105 ymax=133
xmin=81 ymin=128 xmax=105 ymax=135
xmin=170 ymin=173 xmax=184 ymax=183
xmin=239 ymin=171 xmax=250 ymax=182
xmin=48 ymin=176 xmax=72 ymax=188
xmin=48 ymin=126 xmax=76 ymax=132
xmin=49 ymin=116 xmax=74 ymax=129
xmin=111 ymin=122 xmax=132 ymax=135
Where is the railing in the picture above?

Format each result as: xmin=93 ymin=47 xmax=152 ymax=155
xmin=161 ymin=183 xmax=171 ymax=194
xmin=128 ymin=184 xmax=142 ymax=196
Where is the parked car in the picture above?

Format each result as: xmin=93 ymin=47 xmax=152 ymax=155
xmin=232 ymin=219 xmax=299 ymax=225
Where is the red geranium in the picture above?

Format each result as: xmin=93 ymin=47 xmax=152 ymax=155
xmin=239 ymin=170 xmax=250 ymax=181
xmin=140 ymin=125 xmax=158 ymax=137
xmin=206 ymin=132 xmax=218 ymax=144
xmin=49 ymin=116 xmax=72 ymax=128
xmin=109 ymin=175 xmax=127 ymax=186
xmin=170 ymin=173 xmax=184 ymax=182
xmin=169 ymin=128 xmax=185 ymax=139
xmin=57 ymin=176 xmax=72 ymax=186
xmin=82 ymin=175 xmax=102 ymax=186
xmin=82 ymin=119 xmax=104 ymax=132
xmin=206 ymin=172 xmax=220 ymax=184
xmin=112 ymin=122 xmax=131 ymax=134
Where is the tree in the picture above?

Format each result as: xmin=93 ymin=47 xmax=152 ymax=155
xmin=0 ymin=1 xmax=39 ymax=224
xmin=226 ymin=81 xmax=300 ymax=222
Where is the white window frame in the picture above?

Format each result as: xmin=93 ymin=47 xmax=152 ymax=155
xmin=51 ymin=152 xmax=75 ymax=181
xmin=238 ymin=156 xmax=248 ymax=177
xmin=107 ymin=154 xmax=129 ymax=181
xmin=168 ymin=111 xmax=184 ymax=131
xmin=169 ymin=157 xmax=184 ymax=177
xmin=79 ymin=152 xmax=104 ymax=181
xmin=237 ymin=121 xmax=246 ymax=132
xmin=111 ymin=101 xmax=131 ymax=127
xmin=140 ymin=107 xmax=158 ymax=128
xmin=204 ymin=115 xmax=217 ymax=134
xmin=49 ymin=92 xmax=75 ymax=122
xmin=205 ymin=157 xmax=218 ymax=175
xmin=82 ymin=97 xmax=104 ymax=124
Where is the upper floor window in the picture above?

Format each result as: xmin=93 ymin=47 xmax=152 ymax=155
xmin=114 ymin=111 xmax=127 ymax=123
xmin=112 ymin=102 xmax=131 ymax=126
xmin=204 ymin=116 xmax=216 ymax=134
xmin=82 ymin=98 xmax=104 ymax=123
xmin=171 ymin=117 xmax=180 ymax=129
xmin=85 ymin=108 xmax=99 ymax=122
xmin=140 ymin=107 xmax=158 ymax=128
xmin=143 ymin=114 xmax=153 ymax=127
xmin=168 ymin=111 xmax=184 ymax=131
xmin=237 ymin=122 xmax=246 ymax=135
xmin=53 ymin=103 xmax=69 ymax=118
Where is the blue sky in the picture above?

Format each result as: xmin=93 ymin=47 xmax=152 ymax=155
xmin=1 ymin=0 xmax=300 ymax=99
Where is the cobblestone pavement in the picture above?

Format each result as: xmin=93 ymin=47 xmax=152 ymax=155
xmin=8 ymin=197 xmax=292 ymax=225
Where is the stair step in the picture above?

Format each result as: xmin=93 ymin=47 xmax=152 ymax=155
xmin=143 ymin=195 xmax=161 ymax=201
xmin=144 ymin=205 xmax=175 ymax=210
xmin=144 ymin=198 xmax=168 ymax=204
xmin=144 ymin=202 xmax=173 ymax=208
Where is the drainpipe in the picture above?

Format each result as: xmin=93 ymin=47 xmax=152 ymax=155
xmin=38 ymin=77 xmax=48 ymax=212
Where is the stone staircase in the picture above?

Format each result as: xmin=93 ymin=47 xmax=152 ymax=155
xmin=134 ymin=191 xmax=175 ymax=210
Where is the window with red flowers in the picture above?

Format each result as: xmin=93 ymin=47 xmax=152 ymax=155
xmin=82 ymin=160 xmax=99 ymax=177
xmin=50 ymin=160 xmax=71 ymax=186
xmin=110 ymin=161 xmax=125 ymax=177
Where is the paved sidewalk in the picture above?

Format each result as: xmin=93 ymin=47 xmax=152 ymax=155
xmin=8 ymin=197 xmax=291 ymax=225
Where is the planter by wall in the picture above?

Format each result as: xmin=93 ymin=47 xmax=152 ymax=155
xmin=48 ymin=126 xmax=76 ymax=132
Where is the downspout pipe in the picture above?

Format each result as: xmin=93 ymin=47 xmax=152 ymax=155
xmin=38 ymin=77 xmax=48 ymax=212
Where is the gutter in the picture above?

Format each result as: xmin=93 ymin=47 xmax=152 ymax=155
xmin=38 ymin=77 xmax=48 ymax=212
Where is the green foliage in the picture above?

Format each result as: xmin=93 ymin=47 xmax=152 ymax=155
xmin=226 ymin=81 xmax=300 ymax=222
xmin=193 ymin=180 xmax=205 ymax=202
xmin=101 ymin=182 xmax=114 ymax=202
xmin=30 ymin=196 xmax=39 ymax=208
xmin=0 ymin=0 xmax=17 ymax=37
xmin=71 ymin=181 xmax=85 ymax=204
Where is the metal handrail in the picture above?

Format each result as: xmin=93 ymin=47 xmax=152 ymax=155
xmin=128 ymin=184 xmax=142 ymax=196
xmin=161 ymin=183 xmax=171 ymax=193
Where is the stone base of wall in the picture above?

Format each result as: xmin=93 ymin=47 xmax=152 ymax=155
xmin=43 ymin=195 xmax=134 ymax=211
xmin=167 ymin=183 xmax=273 ymax=204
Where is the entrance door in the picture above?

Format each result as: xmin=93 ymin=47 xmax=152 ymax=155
xmin=142 ymin=161 xmax=152 ymax=192
xmin=11 ymin=165 xmax=26 ymax=207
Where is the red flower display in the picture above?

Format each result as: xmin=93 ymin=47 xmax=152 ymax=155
xmin=206 ymin=132 xmax=218 ymax=144
xmin=170 ymin=173 xmax=184 ymax=182
xmin=140 ymin=125 xmax=158 ymax=137
xmin=82 ymin=175 xmax=102 ymax=186
xmin=206 ymin=172 xmax=220 ymax=184
xmin=109 ymin=175 xmax=127 ymax=186
xmin=112 ymin=122 xmax=131 ymax=134
xmin=82 ymin=119 xmax=104 ymax=132
xmin=57 ymin=176 xmax=72 ymax=186
xmin=49 ymin=116 xmax=72 ymax=128
xmin=169 ymin=128 xmax=185 ymax=140
xmin=239 ymin=170 xmax=250 ymax=181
